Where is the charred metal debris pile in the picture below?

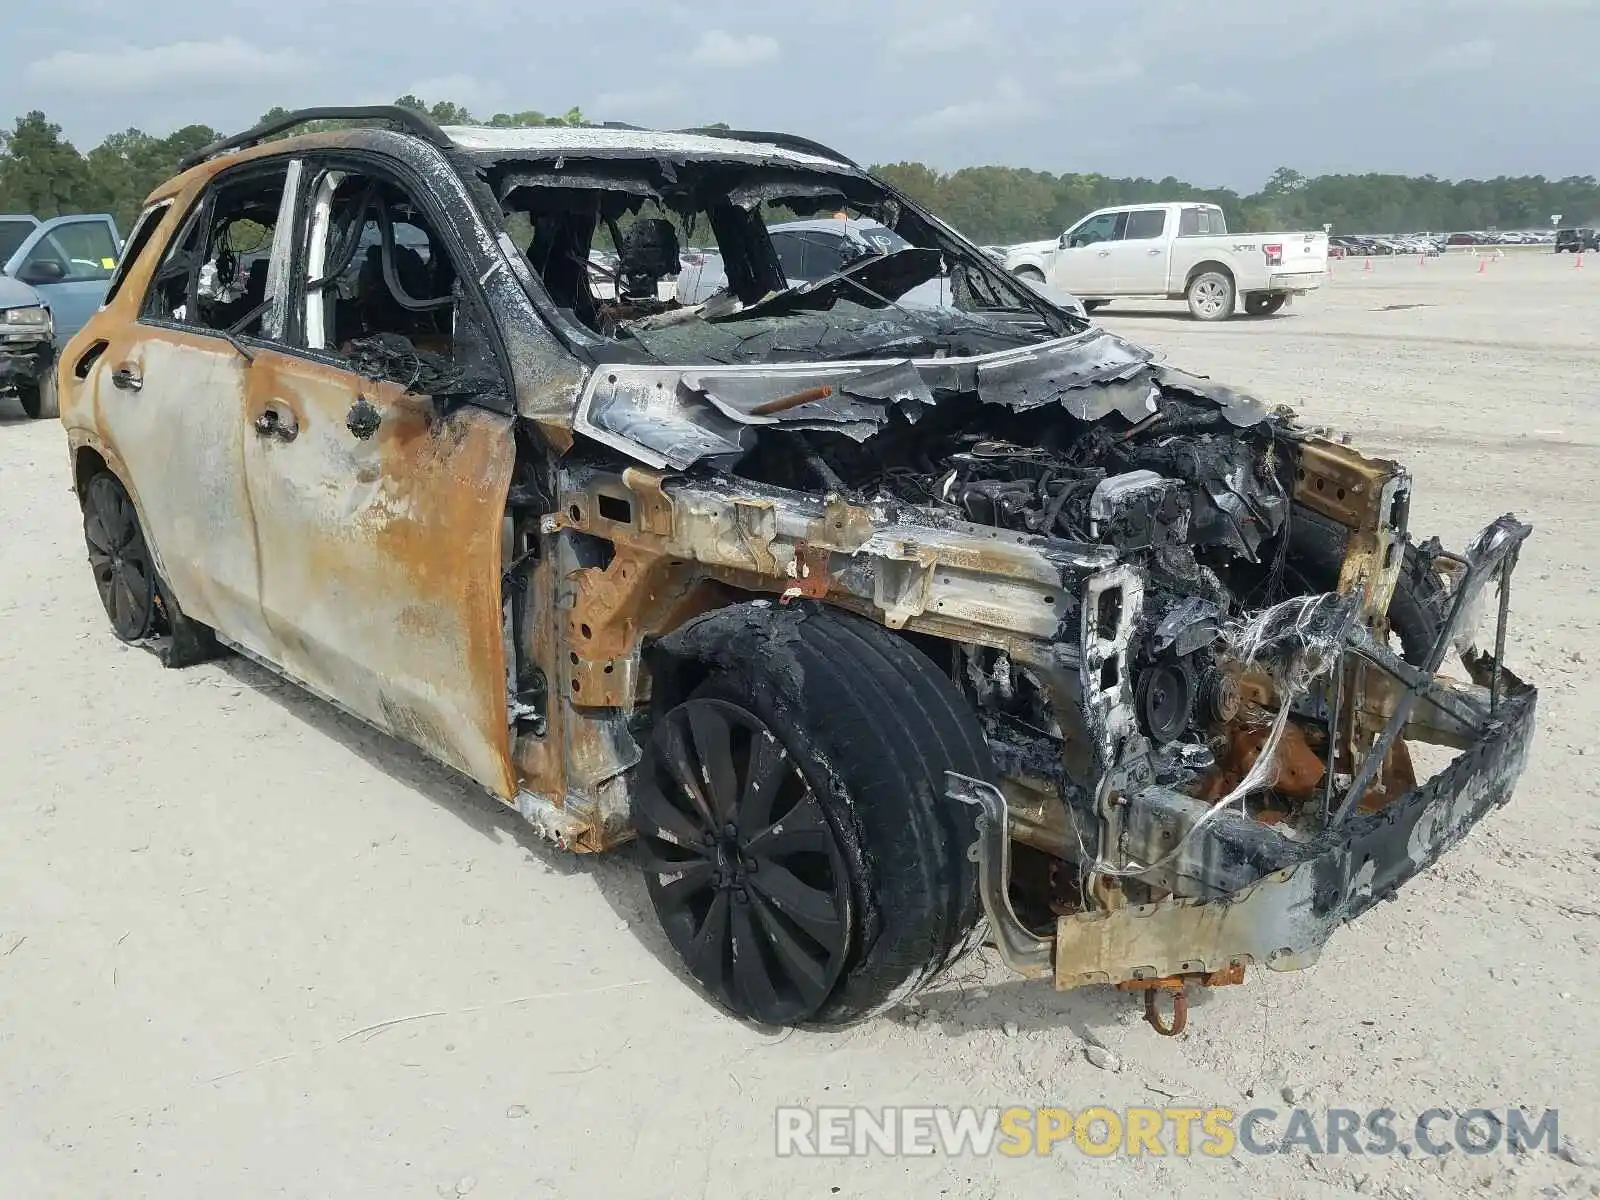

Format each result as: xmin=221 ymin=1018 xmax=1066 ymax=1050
xmin=588 ymin=327 xmax=1328 ymax=805
xmin=733 ymin=338 xmax=1305 ymax=799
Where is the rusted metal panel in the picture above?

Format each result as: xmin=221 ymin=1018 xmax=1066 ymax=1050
xmin=1294 ymin=436 xmax=1410 ymax=620
xmin=242 ymin=350 xmax=517 ymax=797
xmin=82 ymin=328 xmax=280 ymax=659
xmin=558 ymin=472 xmax=1104 ymax=644
xmin=518 ymin=463 xmax=1119 ymax=854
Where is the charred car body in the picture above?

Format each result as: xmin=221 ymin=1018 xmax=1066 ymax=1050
xmin=59 ymin=108 xmax=1536 ymax=1032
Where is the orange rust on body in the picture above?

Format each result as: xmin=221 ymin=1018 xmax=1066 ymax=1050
xmin=566 ymin=544 xmax=670 ymax=662
xmin=141 ymin=128 xmax=425 ymax=206
xmin=1144 ymin=987 xmax=1187 ymax=1035
xmin=246 ymin=353 xmax=518 ymax=797
xmin=790 ymin=543 xmax=833 ymax=599
xmin=1292 ymin=437 xmax=1396 ymax=529
xmin=1358 ymin=736 xmax=1417 ymax=812
xmin=531 ymin=418 xmax=575 ymax=455
xmin=808 ymin=492 xmax=876 ymax=552
xmin=1115 ymin=963 xmax=1247 ymax=993
xmin=621 ymin=468 xmax=675 ymax=537
xmin=1294 ymin=437 xmax=1407 ymax=624
xmin=1197 ymin=716 xmax=1325 ymax=803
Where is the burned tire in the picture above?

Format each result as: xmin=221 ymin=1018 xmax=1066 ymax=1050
xmin=81 ymin=470 xmax=221 ymax=665
xmin=83 ymin=472 xmax=158 ymax=642
xmin=634 ymin=605 xmax=995 ymax=1028
xmin=1282 ymin=506 xmax=1444 ymax=666
xmin=16 ymin=373 xmax=58 ymax=420
xmin=1186 ymin=270 xmax=1235 ymax=320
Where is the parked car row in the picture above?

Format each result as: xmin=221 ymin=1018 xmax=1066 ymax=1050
xmin=1451 ymin=229 xmax=1559 ymax=246
xmin=1328 ymin=229 xmax=1567 ymax=258
xmin=1329 ymin=233 xmax=1445 ymax=257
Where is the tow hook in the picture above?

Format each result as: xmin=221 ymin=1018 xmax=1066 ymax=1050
xmin=1146 ymin=986 xmax=1189 ymax=1036
xmin=1116 ymin=964 xmax=1246 ymax=1037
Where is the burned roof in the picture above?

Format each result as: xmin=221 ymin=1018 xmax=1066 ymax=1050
xmin=441 ymin=126 xmax=854 ymax=170
xmin=171 ymin=106 xmax=857 ymax=182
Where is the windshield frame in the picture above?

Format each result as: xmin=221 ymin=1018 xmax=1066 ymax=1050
xmin=474 ymin=150 xmax=1087 ymax=368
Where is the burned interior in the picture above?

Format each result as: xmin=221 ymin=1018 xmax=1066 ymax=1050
xmin=65 ymin=113 xmax=1538 ymax=1034
xmin=481 ymin=137 xmax=1071 ymax=353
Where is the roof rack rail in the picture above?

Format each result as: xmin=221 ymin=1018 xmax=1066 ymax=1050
xmin=177 ymin=105 xmax=453 ymax=172
xmin=674 ymin=126 xmax=857 ymax=168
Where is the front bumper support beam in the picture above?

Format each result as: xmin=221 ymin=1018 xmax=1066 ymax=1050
xmin=945 ymin=513 xmax=1538 ymax=991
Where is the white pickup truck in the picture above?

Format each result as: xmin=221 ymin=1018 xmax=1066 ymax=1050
xmin=1002 ymin=202 xmax=1328 ymax=321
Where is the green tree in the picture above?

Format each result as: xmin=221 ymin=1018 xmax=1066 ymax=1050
xmin=0 ymin=111 xmax=92 ymax=217
xmin=7 ymin=99 xmax=1600 ymax=241
xmin=83 ymin=124 xmax=220 ymax=226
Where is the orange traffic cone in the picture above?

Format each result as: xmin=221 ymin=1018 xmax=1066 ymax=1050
xmin=1577 ymin=252 xmax=1585 ymax=270
xmin=1418 ymin=254 xmax=1425 ymax=266
xmin=1363 ymin=257 xmax=1372 ymax=271
xmin=1477 ymin=256 xmax=1486 ymax=275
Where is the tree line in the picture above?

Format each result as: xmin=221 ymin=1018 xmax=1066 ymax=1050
xmin=4 ymin=98 xmax=1597 ymax=242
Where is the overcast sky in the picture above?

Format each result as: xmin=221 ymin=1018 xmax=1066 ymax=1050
xmin=5 ymin=0 xmax=1597 ymax=190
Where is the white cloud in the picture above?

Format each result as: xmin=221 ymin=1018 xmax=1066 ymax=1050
xmin=885 ymin=13 xmax=996 ymax=59
xmin=592 ymin=83 xmax=688 ymax=117
xmin=910 ymin=78 xmax=1041 ymax=134
xmin=25 ymin=37 xmax=312 ymax=93
xmin=1057 ymin=57 xmax=1144 ymax=88
xmin=689 ymin=29 xmax=780 ymax=67
xmin=1165 ymin=81 xmax=1248 ymax=112
xmin=1413 ymin=38 xmax=1496 ymax=76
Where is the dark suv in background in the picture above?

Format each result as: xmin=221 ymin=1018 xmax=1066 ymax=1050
xmin=1555 ymin=227 xmax=1598 ymax=253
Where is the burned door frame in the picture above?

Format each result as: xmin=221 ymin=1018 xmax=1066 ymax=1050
xmin=86 ymin=157 xmax=304 ymax=661
xmin=230 ymin=149 xmax=523 ymax=797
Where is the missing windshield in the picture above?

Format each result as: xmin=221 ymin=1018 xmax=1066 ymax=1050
xmin=489 ymin=159 xmax=1080 ymax=364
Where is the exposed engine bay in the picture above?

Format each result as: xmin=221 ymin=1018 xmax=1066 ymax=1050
xmin=725 ymin=367 xmax=1390 ymax=876
xmin=560 ymin=316 xmax=1533 ymax=1017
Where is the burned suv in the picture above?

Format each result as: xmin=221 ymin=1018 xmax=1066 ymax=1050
xmin=60 ymin=107 xmax=1535 ymax=1033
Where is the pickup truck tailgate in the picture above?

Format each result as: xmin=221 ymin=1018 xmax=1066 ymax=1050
xmin=1265 ymin=231 xmax=1328 ymax=292
xmin=1281 ymin=231 xmax=1329 ymax=269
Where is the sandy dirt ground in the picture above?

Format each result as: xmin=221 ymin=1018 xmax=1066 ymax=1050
xmin=2 ymin=250 xmax=1597 ymax=1199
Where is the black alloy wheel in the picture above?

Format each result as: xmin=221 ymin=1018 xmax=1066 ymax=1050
xmin=635 ymin=697 xmax=852 ymax=1026
xmin=83 ymin=473 xmax=157 ymax=642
